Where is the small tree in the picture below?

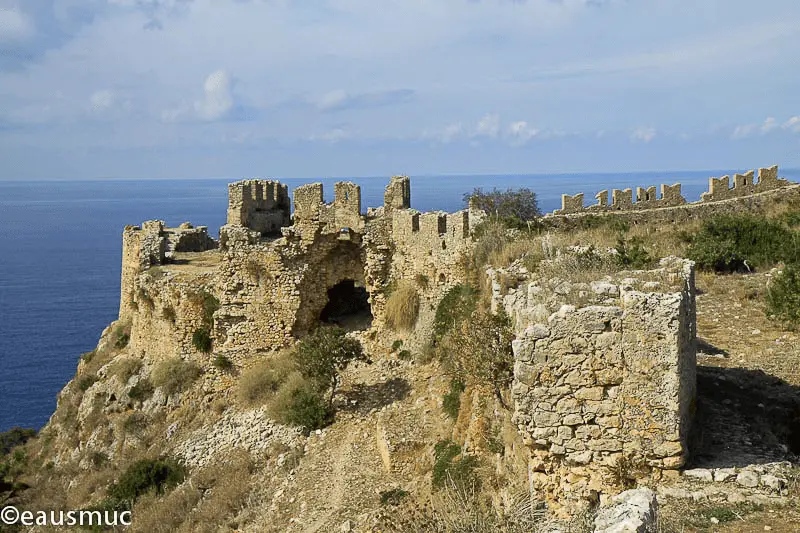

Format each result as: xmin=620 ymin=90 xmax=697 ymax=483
xmin=766 ymin=263 xmax=800 ymax=330
xmin=295 ymin=327 xmax=369 ymax=407
xmin=438 ymin=309 xmax=514 ymax=408
xmin=464 ymin=187 xmax=541 ymax=223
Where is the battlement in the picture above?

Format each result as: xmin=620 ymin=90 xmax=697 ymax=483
xmin=392 ymin=209 xmax=471 ymax=248
xmin=227 ymin=179 xmax=291 ymax=235
xmin=551 ymin=165 xmax=791 ymax=216
xmin=700 ymin=165 xmax=787 ymax=202
xmin=292 ymin=181 xmax=365 ymax=233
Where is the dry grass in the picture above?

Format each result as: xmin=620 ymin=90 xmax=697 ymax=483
xmin=151 ymin=357 xmax=201 ymax=396
xmin=128 ymin=450 xmax=254 ymax=533
xmin=264 ymin=371 xmax=314 ymax=423
xmin=110 ymin=356 xmax=142 ymax=383
xmin=385 ymin=281 xmax=420 ymax=331
xmin=237 ymin=352 xmax=297 ymax=407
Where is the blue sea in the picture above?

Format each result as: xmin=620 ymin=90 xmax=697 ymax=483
xmin=2 ymin=169 xmax=798 ymax=433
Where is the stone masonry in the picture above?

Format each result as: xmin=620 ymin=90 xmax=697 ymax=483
xmin=492 ymin=257 xmax=697 ymax=506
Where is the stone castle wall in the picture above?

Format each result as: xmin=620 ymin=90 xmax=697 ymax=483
xmin=492 ymin=258 xmax=697 ymax=505
xmin=119 ymin=175 xmax=480 ymax=361
xmin=552 ymin=165 xmax=789 ymax=215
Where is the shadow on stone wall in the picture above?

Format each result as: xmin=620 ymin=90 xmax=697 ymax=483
xmin=689 ymin=366 xmax=800 ymax=468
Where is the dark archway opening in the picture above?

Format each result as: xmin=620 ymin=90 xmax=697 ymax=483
xmin=320 ymin=280 xmax=373 ymax=331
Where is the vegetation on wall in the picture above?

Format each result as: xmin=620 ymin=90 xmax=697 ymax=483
xmin=384 ymin=281 xmax=420 ymax=331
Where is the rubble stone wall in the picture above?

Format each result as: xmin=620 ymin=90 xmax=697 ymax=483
xmin=496 ymin=259 xmax=697 ymax=505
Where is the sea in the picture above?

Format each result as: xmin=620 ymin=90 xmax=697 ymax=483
xmin=2 ymin=168 xmax=799 ymax=433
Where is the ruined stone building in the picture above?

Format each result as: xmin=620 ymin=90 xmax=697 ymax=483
xmin=115 ymin=165 xmax=796 ymax=505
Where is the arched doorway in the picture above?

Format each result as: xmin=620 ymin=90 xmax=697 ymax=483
xmin=320 ymin=279 xmax=373 ymax=331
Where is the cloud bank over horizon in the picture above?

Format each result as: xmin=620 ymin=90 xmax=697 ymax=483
xmin=0 ymin=0 xmax=799 ymax=179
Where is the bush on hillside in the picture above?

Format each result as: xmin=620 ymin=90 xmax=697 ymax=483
xmin=384 ymin=281 xmax=420 ymax=331
xmin=438 ymin=310 xmax=514 ymax=406
xmin=615 ymin=234 xmax=653 ymax=269
xmin=265 ymin=371 xmax=332 ymax=434
xmin=192 ymin=327 xmax=213 ymax=353
xmin=432 ymin=284 xmax=478 ymax=343
xmin=295 ymin=326 xmax=368 ymax=406
xmin=432 ymin=440 xmax=479 ymax=490
xmin=0 ymin=428 xmax=36 ymax=457
xmin=106 ymin=457 xmax=186 ymax=509
xmin=151 ymin=357 xmax=201 ymax=396
xmin=686 ymin=214 xmax=800 ymax=272
xmin=442 ymin=380 xmax=466 ymax=420
xmin=766 ymin=263 xmax=800 ymax=330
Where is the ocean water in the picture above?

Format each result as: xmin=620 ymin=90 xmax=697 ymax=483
xmin=2 ymin=169 xmax=798 ymax=433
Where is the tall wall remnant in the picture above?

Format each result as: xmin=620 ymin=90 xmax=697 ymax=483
xmin=491 ymin=257 xmax=697 ymax=506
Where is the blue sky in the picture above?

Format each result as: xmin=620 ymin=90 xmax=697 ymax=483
xmin=0 ymin=0 xmax=799 ymax=179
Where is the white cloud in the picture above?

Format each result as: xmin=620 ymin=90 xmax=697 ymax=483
xmin=317 ymin=89 xmax=349 ymax=111
xmin=162 ymin=69 xmax=236 ymax=122
xmin=309 ymin=128 xmax=349 ymax=143
xmin=90 ymin=90 xmax=114 ymax=111
xmin=194 ymin=70 xmax=234 ymax=121
xmin=630 ymin=127 xmax=656 ymax=143
xmin=760 ymin=116 xmax=778 ymax=134
xmin=784 ymin=116 xmax=800 ymax=133
xmin=475 ymin=113 xmax=500 ymax=138
xmin=0 ymin=7 xmax=34 ymax=43
xmin=507 ymin=121 xmax=539 ymax=145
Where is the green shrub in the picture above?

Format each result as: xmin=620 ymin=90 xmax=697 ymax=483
xmin=128 ymin=378 xmax=154 ymax=402
xmin=295 ymin=326 xmax=368 ymax=406
xmin=0 ymin=428 xmax=36 ymax=456
xmin=151 ymin=358 xmax=201 ymax=396
xmin=80 ymin=350 xmax=96 ymax=363
xmin=281 ymin=387 xmax=333 ymax=434
xmin=77 ymin=374 xmax=99 ymax=392
xmin=107 ymin=457 xmax=186 ymax=509
xmin=686 ymin=214 xmax=800 ymax=272
xmin=213 ymin=354 xmax=234 ymax=371
xmin=192 ymin=290 xmax=220 ymax=326
xmin=615 ymin=234 xmax=652 ymax=269
xmin=192 ymin=327 xmax=213 ymax=353
xmin=432 ymin=440 xmax=479 ymax=490
xmin=438 ymin=310 xmax=514 ymax=404
xmin=391 ymin=340 xmax=403 ymax=352
xmin=384 ymin=281 xmax=420 ymax=331
xmin=397 ymin=349 xmax=412 ymax=360
xmin=433 ymin=285 xmax=478 ymax=342
xmin=442 ymin=380 xmax=466 ymax=420
xmin=766 ymin=263 xmax=800 ymax=330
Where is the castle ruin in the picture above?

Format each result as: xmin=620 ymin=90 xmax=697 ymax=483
xmin=116 ymin=165 xmax=796 ymax=505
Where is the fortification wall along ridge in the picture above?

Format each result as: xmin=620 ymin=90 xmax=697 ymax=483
xmin=552 ymin=165 xmax=790 ymax=215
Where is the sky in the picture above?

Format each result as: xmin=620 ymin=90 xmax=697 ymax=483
xmin=0 ymin=0 xmax=799 ymax=180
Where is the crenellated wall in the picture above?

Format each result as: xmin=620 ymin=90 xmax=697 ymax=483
xmin=227 ymin=179 xmax=291 ymax=236
xmin=551 ymin=165 xmax=791 ymax=216
xmin=119 ymin=174 xmax=480 ymax=361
